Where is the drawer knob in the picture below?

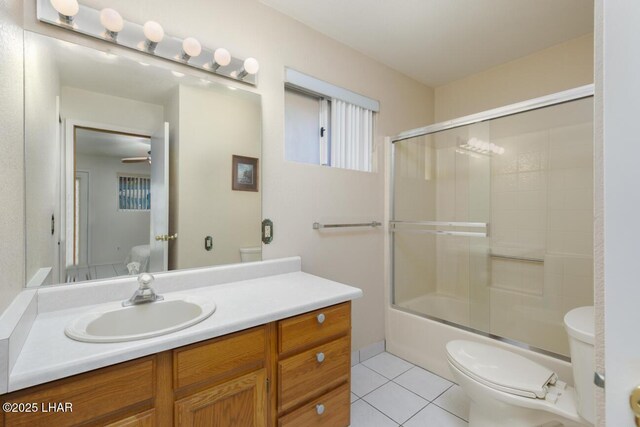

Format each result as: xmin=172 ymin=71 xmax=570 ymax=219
xmin=317 ymin=313 xmax=326 ymax=324
xmin=316 ymin=404 xmax=325 ymax=415
xmin=316 ymin=352 xmax=325 ymax=363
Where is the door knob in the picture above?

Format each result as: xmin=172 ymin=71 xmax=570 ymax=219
xmin=630 ymin=386 xmax=640 ymax=426
xmin=155 ymin=233 xmax=178 ymax=241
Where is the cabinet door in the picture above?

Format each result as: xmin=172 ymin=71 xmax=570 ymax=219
xmin=175 ymin=369 xmax=267 ymax=427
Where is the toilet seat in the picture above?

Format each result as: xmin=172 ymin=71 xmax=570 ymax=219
xmin=446 ymin=340 xmax=557 ymax=399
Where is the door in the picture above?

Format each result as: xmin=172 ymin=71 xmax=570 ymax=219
xmin=174 ymin=369 xmax=267 ymax=427
xmin=149 ymin=122 xmax=169 ymax=272
xmin=75 ymin=171 xmax=90 ymax=266
xmin=600 ymin=0 xmax=640 ymax=424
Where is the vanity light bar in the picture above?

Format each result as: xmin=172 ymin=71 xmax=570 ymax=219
xmin=38 ymin=0 xmax=259 ymax=86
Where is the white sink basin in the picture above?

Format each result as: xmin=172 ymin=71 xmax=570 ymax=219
xmin=65 ymin=295 xmax=216 ymax=343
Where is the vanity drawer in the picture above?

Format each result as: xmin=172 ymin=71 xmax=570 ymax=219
xmin=105 ymin=409 xmax=156 ymax=427
xmin=173 ymin=326 xmax=266 ymax=390
xmin=2 ymin=357 xmax=155 ymax=427
xmin=278 ymin=335 xmax=350 ymax=414
xmin=278 ymin=302 xmax=350 ymax=355
xmin=278 ymin=383 xmax=350 ymax=427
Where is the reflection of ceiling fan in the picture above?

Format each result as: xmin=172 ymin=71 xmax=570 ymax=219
xmin=121 ymin=151 xmax=151 ymax=164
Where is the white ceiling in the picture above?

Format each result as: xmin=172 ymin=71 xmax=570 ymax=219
xmin=75 ymin=128 xmax=150 ymax=158
xmin=260 ymin=0 xmax=593 ymax=86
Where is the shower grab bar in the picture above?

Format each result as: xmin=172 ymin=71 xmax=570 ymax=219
xmin=313 ymin=221 xmax=382 ymax=230
xmin=490 ymin=253 xmax=544 ymax=263
xmin=390 ymin=220 xmax=487 ymax=228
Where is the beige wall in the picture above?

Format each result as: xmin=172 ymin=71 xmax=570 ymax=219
xmin=435 ymin=33 xmax=594 ymax=122
xmin=0 ymin=0 xmax=25 ymax=313
xmin=170 ymin=84 xmax=262 ymax=269
xmin=19 ymin=0 xmax=435 ymax=350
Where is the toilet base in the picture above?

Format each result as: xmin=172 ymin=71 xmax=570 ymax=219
xmin=468 ymin=400 xmax=584 ymax=427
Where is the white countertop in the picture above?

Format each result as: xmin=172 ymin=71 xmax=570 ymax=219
xmin=8 ymin=271 xmax=362 ymax=392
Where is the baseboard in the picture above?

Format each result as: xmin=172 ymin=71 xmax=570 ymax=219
xmin=352 ymin=340 xmax=386 ymax=366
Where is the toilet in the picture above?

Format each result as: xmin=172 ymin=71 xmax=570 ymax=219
xmin=239 ymin=247 xmax=262 ymax=263
xmin=446 ymin=306 xmax=594 ymax=427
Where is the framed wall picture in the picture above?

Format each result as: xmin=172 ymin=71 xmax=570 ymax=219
xmin=232 ymin=155 xmax=259 ymax=192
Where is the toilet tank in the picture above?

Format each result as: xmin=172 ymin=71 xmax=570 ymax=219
xmin=239 ymin=247 xmax=262 ymax=263
xmin=564 ymin=306 xmax=595 ymax=425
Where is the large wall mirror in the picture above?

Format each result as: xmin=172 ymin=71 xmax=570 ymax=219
xmin=24 ymin=31 xmax=262 ymax=287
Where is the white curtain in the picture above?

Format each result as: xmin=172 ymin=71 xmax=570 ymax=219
xmin=330 ymin=98 xmax=373 ymax=172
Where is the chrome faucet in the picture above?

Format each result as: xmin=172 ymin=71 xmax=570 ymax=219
xmin=122 ymin=273 xmax=164 ymax=306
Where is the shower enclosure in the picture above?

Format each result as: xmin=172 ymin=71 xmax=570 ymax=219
xmin=391 ymin=86 xmax=594 ymax=359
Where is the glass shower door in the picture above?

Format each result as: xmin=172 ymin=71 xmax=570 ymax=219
xmin=392 ymin=121 xmax=492 ymax=332
xmin=391 ymin=96 xmax=594 ymax=358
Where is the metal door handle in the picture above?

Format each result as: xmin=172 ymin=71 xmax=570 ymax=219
xmin=631 ymin=386 xmax=640 ymax=426
xmin=155 ymin=233 xmax=178 ymax=241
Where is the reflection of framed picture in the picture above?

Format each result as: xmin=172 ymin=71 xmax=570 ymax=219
xmin=232 ymin=155 xmax=259 ymax=192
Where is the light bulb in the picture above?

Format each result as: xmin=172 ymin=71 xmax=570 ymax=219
xmin=214 ymin=48 xmax=231 ymax=67
xmin=182 ymin=37 xmax=202 ymax=58
xmin=143 ymin=21 xmax=164 ymax=43
xmin=100 ymin=8 xmax=123 ymax=33
xmin=498 ymin=147 xmax=506 ymax=155
xmin=243 ymin=57 xmax=259 ymax=75
xmin=50 ymin=0 xmax=79 ymax=17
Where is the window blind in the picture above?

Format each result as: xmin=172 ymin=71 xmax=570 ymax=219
xmin=118 ymin=175 xmax=151 ymax=211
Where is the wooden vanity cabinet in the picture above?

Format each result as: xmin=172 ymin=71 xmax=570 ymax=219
xmin=0 ymin=302 xmax=351 ymax=427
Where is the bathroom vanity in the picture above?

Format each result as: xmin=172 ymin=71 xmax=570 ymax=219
xmin=0 ymin=257 xmax=361 ymax=427
xmin=1 ymin=302 xmax=351 ymax=426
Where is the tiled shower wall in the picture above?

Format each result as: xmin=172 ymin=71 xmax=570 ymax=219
xmin=487 ymin=99 xmax=594 ymax=356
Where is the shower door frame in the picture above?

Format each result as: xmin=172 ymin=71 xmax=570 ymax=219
xmin=389 ymin=84 xmax=595 ymax=361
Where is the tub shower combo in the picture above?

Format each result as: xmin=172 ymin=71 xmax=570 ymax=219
xmin=389 ymin=85 xmax=594 ymax=363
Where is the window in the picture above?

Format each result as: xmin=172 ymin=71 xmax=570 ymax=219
xmin=284 ymin=69 xmax=378 ymax=172
xmin=285 ymin=88 xmax=330 ymax=166
xmin=118 ymin=175 xmax=151 ymax=211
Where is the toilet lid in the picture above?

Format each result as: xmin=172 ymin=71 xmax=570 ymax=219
xmin=446 ymin=340 xmax=557 ymax=399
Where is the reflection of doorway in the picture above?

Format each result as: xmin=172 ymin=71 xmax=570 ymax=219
xmin=64 ymin=121 xmax=168 ymax=282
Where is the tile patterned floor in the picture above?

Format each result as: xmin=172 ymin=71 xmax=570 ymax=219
xmin=351 ymin=352 xmax=470 ymax=426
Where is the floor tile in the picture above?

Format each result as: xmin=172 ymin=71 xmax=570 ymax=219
xmin=361 ymin=352 xmax=414 ymax=379
xmin=351 ymin=364 xmax=388 ymax=397
xmin=350 ymin=400 xmax=398 ymax=427
xmin=362 ymin=381 xmax=428 ymax=424
xmin=351 ymin=392 xmax=359 ymax=403
xmin=434 ymin=385 xmax=471 ymax=421
xmin=394 ymin=366 xmax=453 ymax=401
xmin=404 ymin=404 xmax=468 ymax=427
